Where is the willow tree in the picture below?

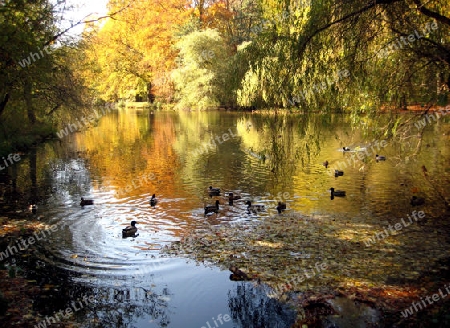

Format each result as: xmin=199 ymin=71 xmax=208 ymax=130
xmin=236 ymin=0 xmax=449 ymax=112
xmin=171 ymin=29 xmax=232 ymax=110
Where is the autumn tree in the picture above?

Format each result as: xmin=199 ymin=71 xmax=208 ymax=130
xmin=83 ymin=0 xmax=191 ymax=103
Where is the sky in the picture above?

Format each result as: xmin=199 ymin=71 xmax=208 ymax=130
xmin=58 ymin=0 xmax=109 ymax=37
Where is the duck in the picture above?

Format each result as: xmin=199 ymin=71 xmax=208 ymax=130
xmin=343 ymin=147 xmax=350 ymax=151
xmin=276 ymin=202 xmax=286 ymax=214
xmin=375 ymin=154 xmax=386 ymax=161
xmin=421 ymin=165 xmax=428 ymax=177
xmin=122 ymin=221 xmax=138 ymax=237
xmin=80 ymin=197 xmax=94 ymax=206
xmin=245 ymin=200 xmax=265 ymax=212
xmin=410 ymin=196 xmax=425 ymax=206
xmin=330 ymin=188 xmax=346 ymax=197
xmin=229 ymin=266 xmax=251 ymax=281
xmin=150 ymin=194 xmax=158 ymax=206
xmin=228 ymin=192 xmax=242 ymax=205
xmin=228 ymin=192 xmax=242 ymax=200
xmin=334 ymin=170 xmax=344 ymax=177
xmin=208 ymin=186 xmax=221 ymax=196
xmin=205 ymin=200 xmax=220 ymax=215
xmin=29 ymin=203 xmax=37 ymax=214
xmin=323 ymin=160 xmax=329 ymax=168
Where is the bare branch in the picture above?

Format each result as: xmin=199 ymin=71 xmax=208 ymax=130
xmin=44 ymin=2 xmax=132 ymax=46
xmin=412 ymin=0 xmax=450 ymax=26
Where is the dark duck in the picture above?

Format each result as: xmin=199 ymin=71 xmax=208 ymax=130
xmin=276 ymin=202 xmax=286 ymax=214
xmin=229 ymin=266 xmax=251 ymax=281
xmin=245 ymin=201 xmax=265 ymax=213
xmin=228 ymin=192 xmax=241 ymax=205
xmin=28 ymin=201 xmax=37 ymax=214
xmin=80 ymin=197 xmax=94 ymax=206
xmin=376 ymin=154 xmax=386 ymax=162
xmin=122 ymin=221 xmax=138 ymax=238
xmin=330 ymin=188 xmax=346 ymax=200
xmin=208 ymin=186 xmax=221 ymax=196
xmin=150 ymin=194 xmax=158 ymax=206
xmin=410 ymin=196 xmax=425 ymax=206
xmin=205 ymin=200 xmax=220 ymax=216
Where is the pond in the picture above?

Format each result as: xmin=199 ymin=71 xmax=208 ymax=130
xmin=2 ymin=108 xmax=450 ymax=327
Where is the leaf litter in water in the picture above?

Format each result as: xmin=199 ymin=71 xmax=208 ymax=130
xmin=162 ymin=211 xmax=450 ymax=325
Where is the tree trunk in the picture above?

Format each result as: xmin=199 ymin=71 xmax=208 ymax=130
xmin=0 ymin=93 xmax=9 ymax=118
xmin=24 ymin=81 xmax=36 ymax=125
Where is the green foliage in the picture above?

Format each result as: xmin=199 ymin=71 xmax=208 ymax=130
xmin=0 ymin=0 xmax=88 ymax=150
xmin=171 ymin=29 xmax=232 ymax=110
xmin=174 ymin=15 xmax=202 ymax=38
xmin=232 ymin=0 xmax=450 ymax=113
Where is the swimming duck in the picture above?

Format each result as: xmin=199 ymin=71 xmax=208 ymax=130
xmin=330 ymin=188 xmax=346 ymax=197
xmin=376 ymin=154 xmax=386 ymax=161
xmin=122 ymin=221 xmax=138 ymax=237
xmin=80 ymin=197 xmax=94 ymax=206
xmin=245 ymin=201 xmax=265 ymax=212
xmin=229 ymin=266 xmax=251 ymax=281
xmin=205 ymin=200 xmax=220 ymax=215
xmin=276 ymin=202 xmax=286 ymax=214
xmin=410 ymin=196 xmax=425 ymax=206
xmin=228 ymin=192 xmax=242 ymax=200
xmin=150 ymin=194 xmax=158 ymax=206
xmin=343 ymin=147 xmax=350 ymax=151
xmin=29 ymin=204 xmax=37 ymax=214
xmin=228 ymin=192 xmax=242 ymax=205
xmin=208 ymin=186 xmax=221 ymax=196
xmin=334 ymin=170 xmax=344 ymax=177
xmin=323 ymin=160 xmax=329 ymax=168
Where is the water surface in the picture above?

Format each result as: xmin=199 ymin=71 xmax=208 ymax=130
xmin=4 ymin=108 xmax=449 ymax=327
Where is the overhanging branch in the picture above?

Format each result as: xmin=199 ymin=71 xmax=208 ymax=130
xmin=412 ymin=0 xmax=450 ymax=26
xmin=297 ymin=0 xmax=402 ymax=57
xmin=44 ymin=2 xmax=132 ymax=46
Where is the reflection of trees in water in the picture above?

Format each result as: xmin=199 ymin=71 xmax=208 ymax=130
xmin=238 ymin=113 xmax=335 ymax=185
xmin=81 ymin=286 xmax=172 ymax=328
xmin=27 ymin=252 xmax=173 ymax=328
xmin=228 ymin=283 xmax=296 ymax=328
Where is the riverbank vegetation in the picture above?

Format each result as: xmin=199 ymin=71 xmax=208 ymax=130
xmin=80 ymin=0 xmax=450 ymax=113
xmin=1 ymin=0 xmax=449 ymax=151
